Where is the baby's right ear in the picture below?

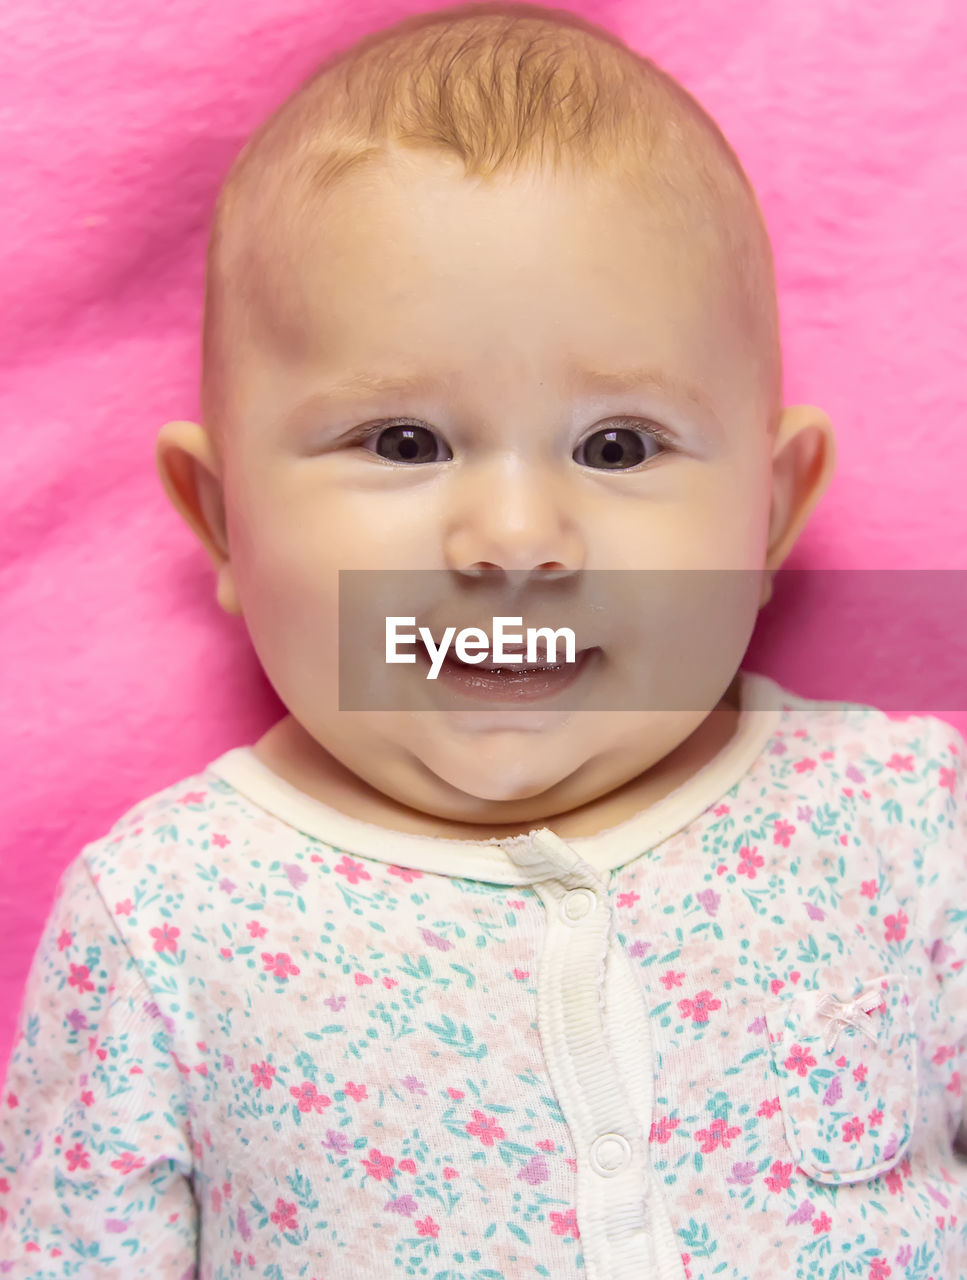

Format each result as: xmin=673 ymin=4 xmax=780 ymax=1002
xmin=154 ymin=420 xmax=241 ymax=616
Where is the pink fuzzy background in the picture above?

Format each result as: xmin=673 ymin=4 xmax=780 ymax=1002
xmin=2 ymin=0 xmax=966 ymax=1072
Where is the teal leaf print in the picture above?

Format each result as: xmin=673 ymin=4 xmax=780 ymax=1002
xmin=679 ymin=1216 xmax=716 ymax=1259
xmin=293 ymin=1050 xmax=318 ymax=1082
xmin=400 ymin=953 xmax=432 ymax=980
xmin=451 ymin=964 xmax=477 ymax=989
xmin=497 ymin=1141 xmax=534 ymax=1166
xmin=810 ymin=803 xmax=840 ymax=837
xmin=881 ymin=797 xmax=903 ymax=824
xmin=426 ymin=1015 xmax=488 ymax=1059
xmin=740 ymin=887 xmax=772 ymax=915
xmin=706 ymin=1091 xmax=733 ymax=1120
xmin=507 ymin=1222 xmax=530 ymax=1244
xmin=797 ymin=934 xmax=822 ymax=964
xmin=287 ymin=1167 xmax=320 ymax=1210
xmin=539 ymin=1094 xmax=566 ymax=1124
xmin=807 ymin=1068 xmax=836 ymax=1096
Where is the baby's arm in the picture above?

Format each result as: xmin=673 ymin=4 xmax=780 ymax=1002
xmin=918 ymin=718 xmax=967 ymax=1160
xmin=0 ymin=853 xmax=197 ymax=1278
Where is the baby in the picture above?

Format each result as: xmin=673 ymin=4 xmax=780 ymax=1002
xmin=2 ymin=3 xmax=966 ymax=1277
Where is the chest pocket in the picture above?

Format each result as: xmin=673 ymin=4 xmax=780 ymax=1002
xmin=763 ymin=972 xmax=919 ymax=1185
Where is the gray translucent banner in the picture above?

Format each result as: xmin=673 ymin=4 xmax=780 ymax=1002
xmin=336 ymin=568 xmax=967 ymax=713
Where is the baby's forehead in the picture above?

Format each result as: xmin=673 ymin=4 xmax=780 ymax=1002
xmin=218 ymin=154 xmax=760 ymax=388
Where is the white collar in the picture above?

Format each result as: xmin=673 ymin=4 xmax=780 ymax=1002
xmin=205 ymin=669 xmax=787 ymax=883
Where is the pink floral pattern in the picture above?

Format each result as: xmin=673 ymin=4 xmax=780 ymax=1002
xmin=0 ymin=692 xmax=966 ymax=1278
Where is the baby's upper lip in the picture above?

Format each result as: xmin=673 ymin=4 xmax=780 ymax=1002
xmin=418 ymin=628 xmax=593 ymax=667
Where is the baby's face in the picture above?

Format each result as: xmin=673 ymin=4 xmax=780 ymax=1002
xmin=215 ymin=151 xmax=781 ymax=824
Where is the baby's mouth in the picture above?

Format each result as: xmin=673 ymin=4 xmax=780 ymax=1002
xmin=409 ymin=630 xmax=603 ymax=704
xmin=420 ymin=636 xmax=594 ymax=671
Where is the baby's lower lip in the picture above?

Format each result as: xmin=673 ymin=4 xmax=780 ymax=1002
xmin=417 ymin=644 xmax=599 ymax=703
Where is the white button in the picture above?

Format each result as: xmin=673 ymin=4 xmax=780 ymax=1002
xmin=560 ymin=887 xmax=597 ymax=923
xmin=589 ymin=1132 xmax=632 ymax=1177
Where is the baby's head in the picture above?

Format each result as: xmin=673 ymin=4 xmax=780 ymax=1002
xmin=157 ymin=2 xmax=836 ymax=829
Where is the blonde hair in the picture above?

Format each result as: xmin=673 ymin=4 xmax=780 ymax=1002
xmin=202 ymin=1 xmax=782 ymax=445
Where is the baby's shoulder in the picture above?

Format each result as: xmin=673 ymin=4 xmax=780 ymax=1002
xmin=78 ymin=760 xmax=273 ymax=901
xmin=776 ymin=683 xmax=965 ymax=790
xmin=767 ymin=687 xmax=966 ymax=942
xmin=765 ymin=684 xmax=965 ymax=871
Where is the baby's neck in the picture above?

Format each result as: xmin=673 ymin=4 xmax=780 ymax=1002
xmin=252 ymin=677 xmax=741 ymax=843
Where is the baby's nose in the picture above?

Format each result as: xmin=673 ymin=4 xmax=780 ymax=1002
xmin=443 ymin=468 xmax=586 ymax=576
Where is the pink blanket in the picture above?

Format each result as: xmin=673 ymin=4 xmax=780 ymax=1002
xmin=2 ymin=0 xmax=966 ymax=1070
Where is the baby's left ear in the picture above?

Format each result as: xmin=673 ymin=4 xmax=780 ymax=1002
xmin=763 ymin=404 xmax=837 ymax=573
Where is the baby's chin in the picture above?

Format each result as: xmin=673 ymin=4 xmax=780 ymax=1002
xmin=410 ymin=730 xmax=596 ymax=808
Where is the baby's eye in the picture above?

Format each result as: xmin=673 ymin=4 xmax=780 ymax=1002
xmin=574 ymin=423 xmax=669 ymax=471
xmin=361 ymin=422 xmax=453 ymax=464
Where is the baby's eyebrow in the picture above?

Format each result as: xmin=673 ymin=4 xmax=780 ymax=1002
xmin=303 ymin=364 xmax=716 ymax=417
xmin=564 ymin=364 xmax=715 ymax=415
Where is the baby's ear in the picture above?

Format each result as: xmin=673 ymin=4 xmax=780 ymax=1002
xmin=154 ymin=419 xmax=241 ymax=616
xmin=763 ymin=404 xmax=837 ymax=573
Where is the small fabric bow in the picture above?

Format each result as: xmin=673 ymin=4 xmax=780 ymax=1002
xmin=814 ymin=987 xmax=885 ymax=1053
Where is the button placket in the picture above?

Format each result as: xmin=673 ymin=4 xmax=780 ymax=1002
xmin=496 ymin=830 xmax=658 ymax=1279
